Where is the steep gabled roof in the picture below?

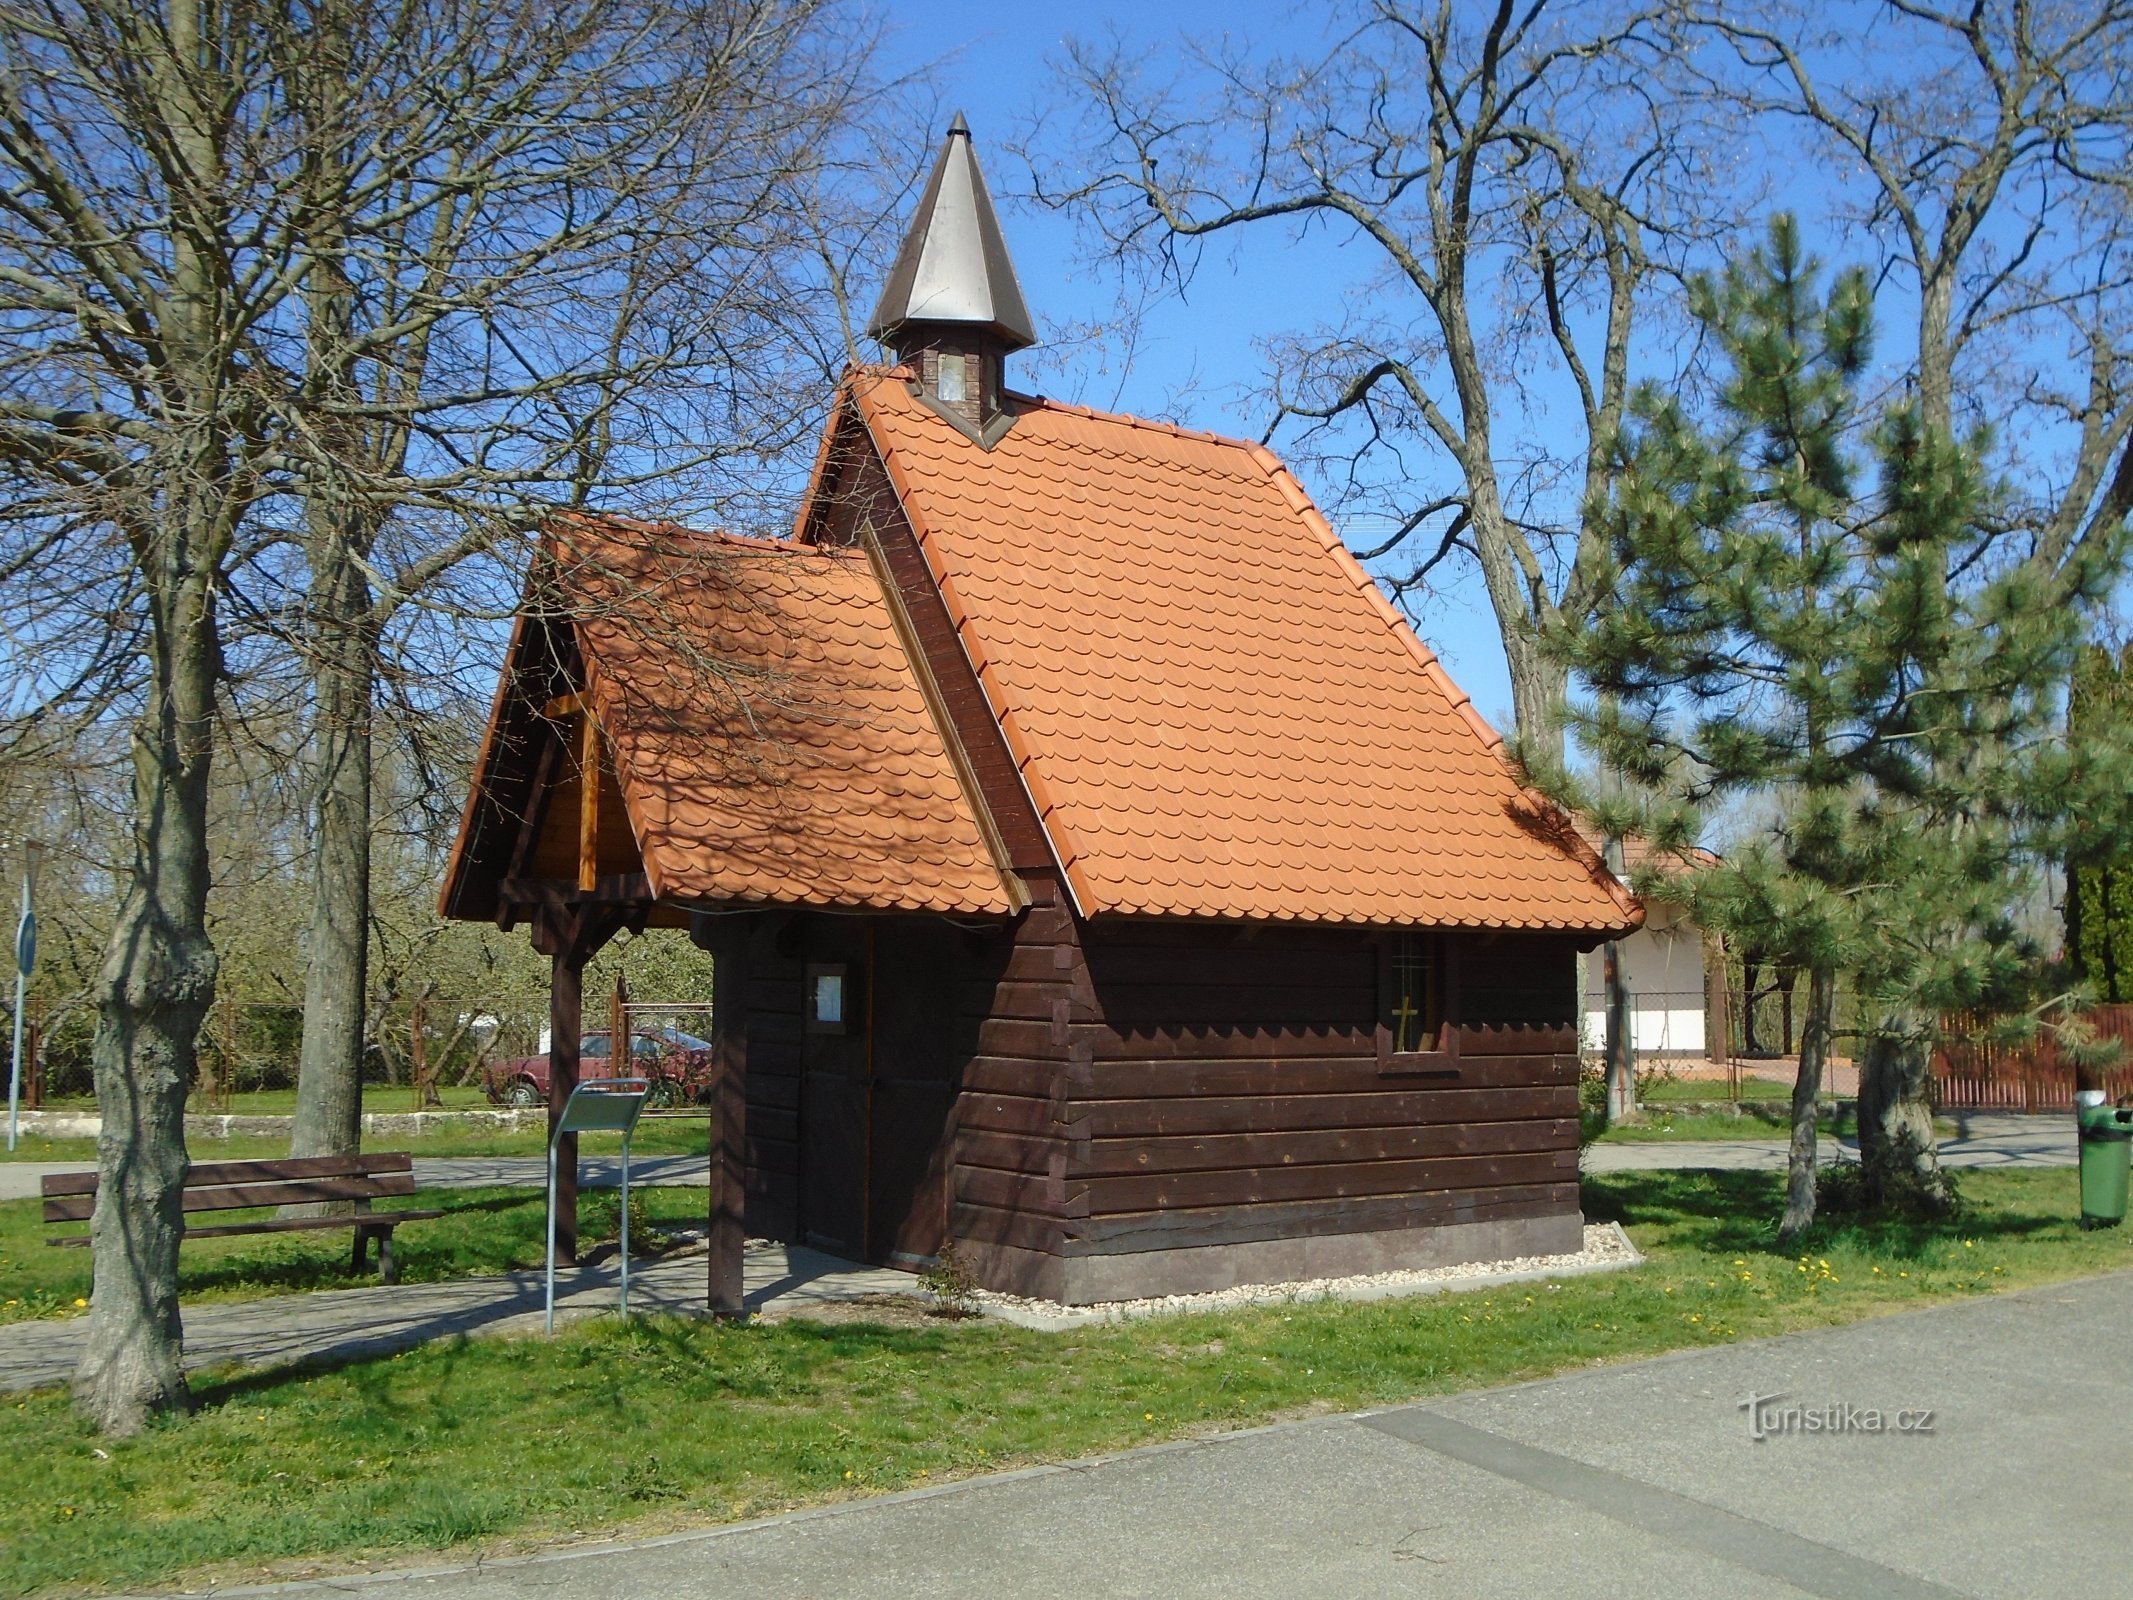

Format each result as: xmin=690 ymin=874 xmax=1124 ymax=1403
xmin=865 ymin=112 xmax=1035 ymax=351
xmin=442 ymin=519 xmax=1015 ymax=919
xmin=843 ymin=370 xmax=1638 ymax=933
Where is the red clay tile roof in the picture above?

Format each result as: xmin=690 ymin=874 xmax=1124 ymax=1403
xmin=849 ymin=372 xmax=1637 ymax=932
xmin=562 ymin=519 xmax=1013 ymax=916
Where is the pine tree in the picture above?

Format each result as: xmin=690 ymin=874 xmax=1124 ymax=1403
xmin=2066 ymin=644 xmax=2133 ymax=1002
xmin=1538 ymin=217 xmax=2130 ymax=1238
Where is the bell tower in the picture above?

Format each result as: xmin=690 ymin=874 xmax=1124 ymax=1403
xmin=866 ymin=112 xmax=1035 ymax=439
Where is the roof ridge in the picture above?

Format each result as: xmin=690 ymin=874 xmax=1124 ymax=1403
xmin=1005 ymin=388 xmax=1265 ymax=453
xmin=850 ymin=362 xmax=1269 ymax=456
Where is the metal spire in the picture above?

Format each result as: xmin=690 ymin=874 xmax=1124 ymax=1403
xmin=866 ymin=111 xmax=1036 ymax=352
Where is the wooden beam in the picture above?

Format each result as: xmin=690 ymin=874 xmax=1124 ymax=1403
xmin=542 ymin=691 xmax=585 ymax=720
xmin=504 ymin=727 xmax=565 ymax=883
xmin=549 ymin=938 xmax=584 ymax=1265
xmin=701 ymin=914 xmax=753 ymax=1317
xmin=577 ymin=713 xmax=600 ymax=892
xmin=499 ymin=872 xmax=651 ymax=909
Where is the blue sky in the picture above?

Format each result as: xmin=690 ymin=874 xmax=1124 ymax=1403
xmin=866 ymin=1 xmax=2126 ymax=738
xmin=870 ymin=1 xmax=1538 ymax=726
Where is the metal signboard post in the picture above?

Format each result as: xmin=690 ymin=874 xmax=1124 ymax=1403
xmin=7 ymin=840 xmax=40 ymax=1153
xmin=547 ymin=1077 xmax=650 ymax=1334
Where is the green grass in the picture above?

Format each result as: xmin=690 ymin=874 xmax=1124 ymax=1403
xmin=1640 ymin=1073 xmax=1802 ymax=1103
xmin=1 ymin=1114 xmax=711 ymax=1164
xmin=1 ymin=1187 xmax=711 ymax=1326
xmin=3 ymin=1168 xmax=2128 ymax=1597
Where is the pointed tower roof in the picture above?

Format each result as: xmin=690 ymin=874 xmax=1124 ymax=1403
xmin=867 ymin=112 xmax=1036 ymax=352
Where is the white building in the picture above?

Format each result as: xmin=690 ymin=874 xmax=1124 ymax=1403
xmin=1581 ymin=897 xmax=1714 ymax=1056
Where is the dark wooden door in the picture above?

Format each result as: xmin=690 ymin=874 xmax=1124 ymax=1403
xmin=867 ymin=921 xmax=959 ymax=1266
xmin=799 ymin=922 xmax=869 ymax=1257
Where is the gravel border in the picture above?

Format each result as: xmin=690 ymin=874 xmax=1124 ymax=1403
xmin=961 ymin=1222 xmax=1644 ymax=1331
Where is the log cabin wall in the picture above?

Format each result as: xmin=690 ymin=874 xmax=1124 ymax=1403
xmin=946 ymin=873 xmax=1078 ymax=1298
xmin=1044 ymin=923 xmax=1587 ymax=1304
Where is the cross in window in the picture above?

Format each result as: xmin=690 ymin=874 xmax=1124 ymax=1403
xmin=1392 ymin=994 xmax=1421 ymax=1053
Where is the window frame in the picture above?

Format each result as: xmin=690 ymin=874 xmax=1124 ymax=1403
xmin=805 ymin=962 xmax=852 ymax=1036
xmin=1376 ymin=933 xmax=1462 ymax=1077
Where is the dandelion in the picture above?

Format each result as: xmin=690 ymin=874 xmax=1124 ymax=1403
xmin=73 ymin=1298 xmax=86 ymax=1308
xmin=1144 ymin=1412 xmax=1153 ymax=1420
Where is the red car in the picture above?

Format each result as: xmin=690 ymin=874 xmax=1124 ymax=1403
xmin=484 ymin=1026 xmax=716 ymax=1109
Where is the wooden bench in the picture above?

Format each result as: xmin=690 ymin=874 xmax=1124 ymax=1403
xmin=42 ymin=1153 xmax=443 ymax=1284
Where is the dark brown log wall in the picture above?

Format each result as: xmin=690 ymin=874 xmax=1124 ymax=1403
xmin=1055 ymin=924 xmax=1584 ymax=1272
xmin=946 ymin=874 xmax=1076 ymax=1293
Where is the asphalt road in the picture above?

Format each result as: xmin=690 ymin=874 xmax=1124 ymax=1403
xmin=188 ymin=1267 xmax=2133 ymax=1600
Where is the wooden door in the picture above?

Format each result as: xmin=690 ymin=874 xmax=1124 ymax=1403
xmin=799 ymin=922 xmax=868 ymax=1257
xmin=867 ymin=921 xmax=959 ymax=1266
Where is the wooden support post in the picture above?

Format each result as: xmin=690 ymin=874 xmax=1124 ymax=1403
xmin=704 ymin=914 xmax=751 ymax=1317
xmin=549 ymin=943 xmax=583 ymax=1265
xmin=577 ymin=714 xmax=600 ymax=892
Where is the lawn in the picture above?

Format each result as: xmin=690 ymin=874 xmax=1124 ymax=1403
xmin=2 ymin=1113 xmax=712 ymax=1165
xmin=1 ymin=1186 xmax=712 ymax=1326
xmin=3 ymin=1167 xmax=2128 ymax=1597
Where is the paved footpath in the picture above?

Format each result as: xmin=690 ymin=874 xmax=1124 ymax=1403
xmin=0 ymin=1153 xmax=710 ymax=1203
xmin=191 ymin=1269 xmax=2133 ymax=1600
xmin=0 ymin=1245 xmax=913 ymax=1394
xmin=1581 ymin=1111 xmax=2073 ymax=1174
xmin=4 ymin=1114 xmax=2077 ymax=1200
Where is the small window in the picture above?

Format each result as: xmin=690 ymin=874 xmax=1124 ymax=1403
xmin=936 ymin=350 xmax=968 ymax=405
xmin=806 ymin=963 xmax=850 ymax=1035
xmin=1379 ymin=932 xmax=1454 ymax=1074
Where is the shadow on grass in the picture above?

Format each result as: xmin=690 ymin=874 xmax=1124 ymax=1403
xmin=1583 ymin=1168 xmax=2065 ymax=1261
xmin=184 ymin=1305 xmax=972 ymax=1419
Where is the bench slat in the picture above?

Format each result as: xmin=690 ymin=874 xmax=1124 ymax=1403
xmin=43 ymin=1171 xmax=418 ymax=1223
xmin=39 ymin=1151 xmax=415 ymax=1199
xmin=44 ymin=1208 xmax=446 ymax=1247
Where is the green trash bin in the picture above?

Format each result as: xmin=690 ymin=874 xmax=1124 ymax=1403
xmin=2077 ymin=1095 xmax=2133 ymax=1229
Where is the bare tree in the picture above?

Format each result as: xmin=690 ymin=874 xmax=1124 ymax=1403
xmin=0 ymin=0 xmax=317 ymax=1432
xmin=1694 ymin=0 xmax=2133 ymax=1192
xmin=0 ymin=0 xmax=886 ymax=1433
xmin=268 ymin=0 xmax=883 ymax=1168
xmin=1043 ymin=0 xmax=1724 ymax=752
xmin=1694 ymin=1 xmax=2133 ymax=582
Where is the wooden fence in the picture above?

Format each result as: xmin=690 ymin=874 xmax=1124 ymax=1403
xmin=1931 ymin=1005 xmax=2133 ymax=1112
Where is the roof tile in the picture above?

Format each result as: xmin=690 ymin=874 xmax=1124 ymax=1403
xmin=853 ymin=374 xmax=1634 ymax=932
xmin=561 ymin=520 xmax=1011 ymax=916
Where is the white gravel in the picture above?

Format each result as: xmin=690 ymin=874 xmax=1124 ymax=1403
xmin=962 ymin=1222 xmax=1644 ymax=1331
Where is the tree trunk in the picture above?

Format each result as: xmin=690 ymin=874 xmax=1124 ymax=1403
xmin=1503 ymin=614 xmax=1569 ymax=758
xmin=74 ymin=525 xmax=221 ymax=1435
xmin=1777 ymin=963 xmax=1835 ymax=1242
xmin=1858 ymin=1004 xmax=1952 ymax=1214
xmin=1600 ymin=834 xmax=1636 ymax=1125
xmin=289 ymin=570 xmax=374 ymax=1161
